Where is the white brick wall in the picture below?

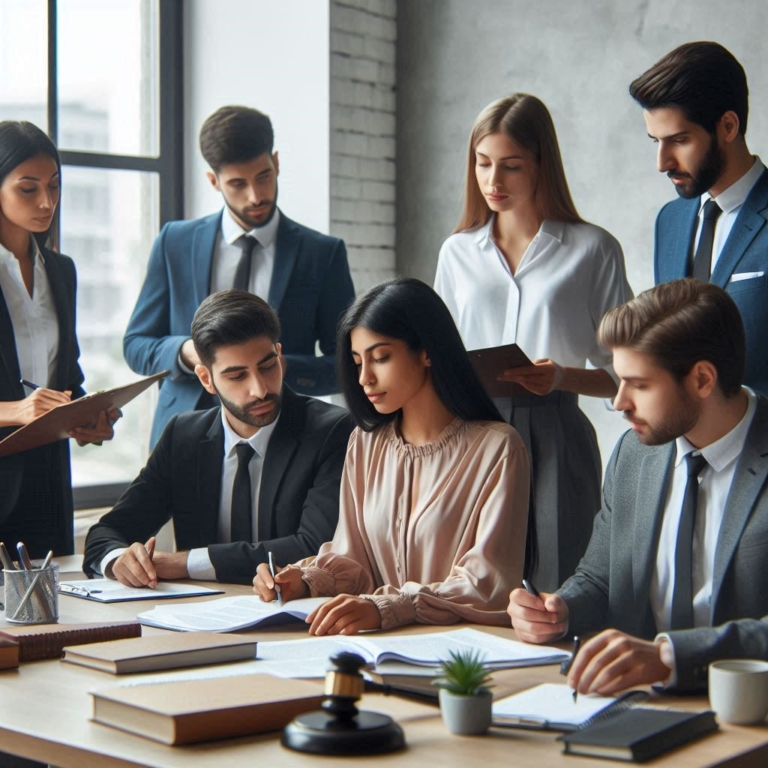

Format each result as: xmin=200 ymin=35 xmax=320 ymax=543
xmin=330 ymin=0 xmax=396 ymax=295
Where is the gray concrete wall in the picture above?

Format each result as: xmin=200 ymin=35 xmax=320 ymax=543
xmin=396 ymin=0 xmax=768 ymax=461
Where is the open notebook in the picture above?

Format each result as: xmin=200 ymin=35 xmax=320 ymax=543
xmin=492 ymin=683 xmax=648 ymax=732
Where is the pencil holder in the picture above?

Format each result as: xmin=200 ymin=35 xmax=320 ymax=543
xmin=3 ymin=564 xmax=59 ymax=624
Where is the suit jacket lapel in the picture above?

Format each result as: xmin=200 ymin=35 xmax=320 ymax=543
xmin=0 ymin=286 xmax=21 ymax=394
xmin=633 ymin=446 xmax=675 ymax=606
xmin=197 ymin=414 xmax=225 ymax=544
xmin=268 ymin=213 xmax=300 ymax=310
xmin=711 ymin=398 xmax=768 ymax=616
xmin=192 ymin=213 xmax=221 ymax=304
xmin=41 ymin=251 xmax=73 ymax=391
xmin=663 ymin=200 xmax=698 ymax=282
xmin=711 ymin=170 xmax=768 ymax=288
xmin=257 ymin=387 xmax=301 ymax=541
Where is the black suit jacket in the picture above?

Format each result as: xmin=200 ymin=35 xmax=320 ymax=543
xmin=84 ymin=387 xmax=353 ymax=584
xmin=0 ymin=247 xmax=86 ymax=557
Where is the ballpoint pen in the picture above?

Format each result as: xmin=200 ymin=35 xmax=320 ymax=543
xmin=17 ymin=542 xmax=34 ymax=571
xmin=10 ymin=550 xmax=55 ymax=622
xmin=268 ymin=551 xmax=283 ymax=607
xmin=522 ymin=578 xmax=540 ymax=598
xmin=0 ymin=542 xmax=17 ymax=571
xmin=560 ymin=635 xmax=581 ymax=703
xmin=20 ymin=378 xmax=40 ymax=390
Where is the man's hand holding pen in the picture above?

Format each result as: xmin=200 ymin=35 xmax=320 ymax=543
xmin=507 ymin=586 xmax=570 ymax=643
xmin=110 ymin=536 xmax=189 ymax=587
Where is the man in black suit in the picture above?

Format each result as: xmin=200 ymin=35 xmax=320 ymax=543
xmin=85 ymin=290 xmax=353 ymax=585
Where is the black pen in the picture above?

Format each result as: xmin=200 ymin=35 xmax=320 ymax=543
xmin=560 ymin=635 xmax=581 ymax=703
xmin=522 ymin=578 xmax=540 ymax=598
xmin=20 ymin=379 xmax=40 ymax=390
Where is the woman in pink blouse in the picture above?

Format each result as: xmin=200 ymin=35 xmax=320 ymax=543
xmin=253 ymin=277 xmax=530 ymax=635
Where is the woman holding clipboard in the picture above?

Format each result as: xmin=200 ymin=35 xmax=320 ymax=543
xmin=434 ymin=94 xmax=632 ymax=592
xmin=0 ymin=121 xmax=119 ymax=557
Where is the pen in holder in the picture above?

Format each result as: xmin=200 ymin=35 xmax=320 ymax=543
xmin=4 ymin=562 xmax=59 ymax=624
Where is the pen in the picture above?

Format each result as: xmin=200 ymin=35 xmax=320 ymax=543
xmin=268 ymin=551 xmax=283 ymax=607
xmin=20 ymin=378 xmax=40 ymax=390
xmin=0 ymin=542 xmax=17 ymax=571
xmin=17 ymin=542 xmax=34 ymax=571
xmin=10 ymin=550 xmax=55 ymax=622
xmin=560 ymin=635 xmax=581 ymax=703
xmin=522 ymin=578 xmax=540 ymax=598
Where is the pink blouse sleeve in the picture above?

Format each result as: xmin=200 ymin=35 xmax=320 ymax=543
xmin=368 ymin=441 xmax=530 ymax=630
xmin=300 ymin=429 xmax=380 ymax=597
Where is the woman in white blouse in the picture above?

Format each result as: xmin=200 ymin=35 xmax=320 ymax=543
xmin=0 ymin=121 xmax=118 ymax=557
xmin=253 ymin=278 xmax=530 ymax=634
xmin=435 ymin=94 xmax=632 ymax=592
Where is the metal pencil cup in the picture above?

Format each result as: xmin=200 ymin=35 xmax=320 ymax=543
xmin=3 ymin=563 xmax=59 ymax=624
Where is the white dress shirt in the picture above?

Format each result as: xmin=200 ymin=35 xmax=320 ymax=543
xmin=435 ymin=218 xmax=632 ymax=381
xmin=696 ymin=156 xmax=766 ymax=277
xmin=0 ymin=239 xmax=59 ymax=388
xmin=100 ymin=408 xmax=280 ymax=581
xmin=651 ymin=388 xmax=757 ymax=633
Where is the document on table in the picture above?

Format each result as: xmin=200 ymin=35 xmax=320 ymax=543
xmin=59 ymin=579 xmax=224 ymax=603
xmin=137 ymin=596 xmax=330 ymax=632
xmin=492 ymin=684 xmax=648 ymax=732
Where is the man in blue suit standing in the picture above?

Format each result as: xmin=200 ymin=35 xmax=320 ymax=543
xmin=124 ymin=106 xmax=355 ymax=446
xmin=629 ymin=42 xmax=768 ymax=395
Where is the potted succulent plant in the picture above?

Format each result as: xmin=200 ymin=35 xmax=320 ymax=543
xmin=433 ymin=649 xmax=493 ymax=735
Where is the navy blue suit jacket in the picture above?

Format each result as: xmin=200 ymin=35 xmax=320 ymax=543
xmin=655 ymin=168 xmax=768 ymax=394
xmin=124 ymin=210 xmax=355 ymax=446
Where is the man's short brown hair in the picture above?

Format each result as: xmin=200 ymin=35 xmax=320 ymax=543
xmin=598 ymin=279 xmax=745 ymax=397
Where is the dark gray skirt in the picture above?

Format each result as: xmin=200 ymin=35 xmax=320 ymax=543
xmin=495 ymin=391 xmax=602 ymax=593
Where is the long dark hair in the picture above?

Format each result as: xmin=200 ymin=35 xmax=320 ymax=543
xmin=337 ymin=277 xmax=504 ymax=430
xmin=0 ymin=120 xmax=61 ymax=250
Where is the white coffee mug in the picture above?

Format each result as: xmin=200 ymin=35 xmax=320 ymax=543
xmin=709 ymin=659 xmax=768 ymax=725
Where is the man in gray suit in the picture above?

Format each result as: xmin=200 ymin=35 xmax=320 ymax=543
xmin=508 ymin=278 xmax=768 ymax=693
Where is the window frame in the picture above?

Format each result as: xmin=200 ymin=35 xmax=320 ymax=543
xmin=44 ymin=0 xmax=185 ymax=509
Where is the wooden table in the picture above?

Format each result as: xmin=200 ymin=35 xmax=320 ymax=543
xmin=1 ymin=563 xmax=767 ymax=768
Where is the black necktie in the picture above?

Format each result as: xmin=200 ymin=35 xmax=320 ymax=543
xmin=233 ymin=235 xmax=257 ymax=291
xmin=692 ymin=199 xmax=723 ymax=282
xmin=670 ymin=452 xmax=708 ymax=630
xmin=230 ymin=443 xmax=256 ymax=543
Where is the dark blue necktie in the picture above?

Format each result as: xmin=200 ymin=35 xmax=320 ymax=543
xmin=230 ymin=443 xmax=255 ymax=543
xmin=233 ymin=235 xmax=257 ymax=291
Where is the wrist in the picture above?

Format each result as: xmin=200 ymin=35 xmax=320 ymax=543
xmin=154 ymin=551 xmax=189 ymax=580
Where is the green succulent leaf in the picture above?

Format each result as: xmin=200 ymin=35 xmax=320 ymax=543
xmin=432 ymin=649 xmax=493 ymax=696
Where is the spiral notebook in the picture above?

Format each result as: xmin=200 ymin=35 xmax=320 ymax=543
xmin=492 ymin=683 xmax=648 ymax=732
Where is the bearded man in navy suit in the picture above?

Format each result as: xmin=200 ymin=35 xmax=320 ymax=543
xmin=124 ymin=106 xmax=355 ymax=446
xmin=628 ymin=42 xmax=768 ymax=395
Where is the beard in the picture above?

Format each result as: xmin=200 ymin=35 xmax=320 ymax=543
xmin=226 ymin=181 xmax=279 ymax=230
xmin=213 ymin=384 xmax=282 ymax=429
xmin=624 ymin=392 xmax=700 ymax=446
xmin=669 ymin=135 xmax=726 ymax=199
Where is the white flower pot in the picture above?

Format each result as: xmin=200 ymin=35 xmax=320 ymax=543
xmin=439 ymin=688 xmax=492 ymax=735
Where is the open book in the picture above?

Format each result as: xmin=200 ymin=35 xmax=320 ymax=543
xmin=492 ymin=683 xmax=648 ymax=732
xmin=137 ymin=596 xmax=330 ymax=632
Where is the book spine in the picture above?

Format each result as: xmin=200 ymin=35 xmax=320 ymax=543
xmin=13 ymin=624 xmax=142 ymax=662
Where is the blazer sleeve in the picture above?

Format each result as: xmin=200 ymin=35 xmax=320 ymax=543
xmin=207 ymin=412 xmax=353 ymax=584
xmin=280 ymin=238 xmax=355 ymax=395
xmin=82 ymin=415 xmax=178 ymax=577
xmin=123 ymin=223 xmax=192 ymax=382
xmin=556 ymin=435 xmax=628 ymax=634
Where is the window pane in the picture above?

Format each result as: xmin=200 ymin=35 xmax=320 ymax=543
xmin=57 ymin=0 xmax=159 ymax=157
xmin=60 ymin=167 xmax=160 ymax=486
xmin=0 ymin=0 xmax=48 ymax=126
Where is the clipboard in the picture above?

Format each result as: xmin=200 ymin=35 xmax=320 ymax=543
xmin=468 ymin=343 xmax=534 ymax=398
xmin=0 ymin=371 xmax=168 ymax=457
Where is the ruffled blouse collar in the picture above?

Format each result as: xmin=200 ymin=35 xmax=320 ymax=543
xmin=385 ymin=416 xmax=466 ymax=457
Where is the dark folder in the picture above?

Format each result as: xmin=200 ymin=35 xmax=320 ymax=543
xmin=558 ymin=708 xmax=718 ymax=762
xmin=0 ymin=371 xmax=168 ymax=457
xmin=468 ymin=343 xmax=534 ymax=398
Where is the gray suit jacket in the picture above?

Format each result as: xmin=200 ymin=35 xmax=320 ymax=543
xmin=558 ymin=394 xmax=768 ymax=690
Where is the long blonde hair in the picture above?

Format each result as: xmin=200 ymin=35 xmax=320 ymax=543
xmin=454 ymin=94 xmax=583 ymax=233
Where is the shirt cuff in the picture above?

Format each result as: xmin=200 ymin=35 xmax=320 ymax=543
xmin=177 ymin=347 xmax=195 ymax=375
xmin=99 ymin=548 xmax=127 ymax=579
xmin=653 ymin=633 xmax=678 ymax=689
xmin=186 ymin=548 xmax=217 ymax=581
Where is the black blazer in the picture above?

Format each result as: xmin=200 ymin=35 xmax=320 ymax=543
xmin=0 ymin=247 xmax=85 ymax=557
xmin=84 ymin=386 xmax=354 ymax=584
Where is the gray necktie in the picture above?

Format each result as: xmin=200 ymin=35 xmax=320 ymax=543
xmin=670 ymin=452 xmax=708 ymax=630
xmin=233 ymin=235 xmax=257 ymax=292
xmin=692 ymin=199 xmax=723 ymax=282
